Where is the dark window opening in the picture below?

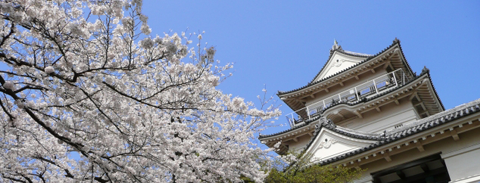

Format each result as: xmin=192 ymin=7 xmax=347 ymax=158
xmin=371 ymin=153 xmax=450 ymax=183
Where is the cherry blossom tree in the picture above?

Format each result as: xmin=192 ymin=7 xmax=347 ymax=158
xmin=0 ymin=0 xmax=280 ymax=182
xmin=264 ymin=152 xmax=363 ymax=183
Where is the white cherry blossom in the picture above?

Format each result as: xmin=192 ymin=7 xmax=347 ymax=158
xmin=44 ymin=66 xmax=55 ymax=74
xmin=0 ymin=0 xmax=280 ymax=182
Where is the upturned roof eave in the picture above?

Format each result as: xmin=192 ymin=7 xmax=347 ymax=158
xmin=314 ymin=98 xmax=480 ymax=166
xmin=261 ymin=116 xmax=386 ymax=142
xmin=424 ymin=71 xmax=445 ymax=111
xmin=258 ymin=116 xmax=319 ymax=141
xmin=277 ymin=39 xmax=406 ymax=98
xmin=261 ymin=73 xmax=430 ymax=141
xmin=319 ymin=72 xmax=440 ymax=116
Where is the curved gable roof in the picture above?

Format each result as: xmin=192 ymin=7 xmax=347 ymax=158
xmin=260 ymin=71 xmax=440 ymax=140
xmin=311 ymin=98 xmax=480 ymax=166
xmin=310 ymin=49 xmax=370 ymax=84
xmin=277 ymin=38 xmax=413 ymax=97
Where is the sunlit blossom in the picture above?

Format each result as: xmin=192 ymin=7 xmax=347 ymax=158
xmin=0 ymin=0 xmax=280 ymax=182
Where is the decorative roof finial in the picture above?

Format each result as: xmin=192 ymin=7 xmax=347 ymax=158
xmin=330 ymin=39 xmax=343 ymax=53
xmin=394 ymin=37 xmax=400 ymax=43
xmin=421 ymin=66 xmax=430 ymax=74
xmin=319 ymin=116 xmax=328 ymax=125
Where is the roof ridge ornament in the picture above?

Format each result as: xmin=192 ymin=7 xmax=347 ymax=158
xmin=421 ymin=66 xmax=430 ymax=74
xmin=393 ymin=37 xmax=400 ymax=43
xmin=330 ymin=39 xmax=343 ymax=54
xmin=317 ymin=116 xmax=336 ymax=128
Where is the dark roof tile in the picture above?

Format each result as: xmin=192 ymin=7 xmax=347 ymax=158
xmin=278 ymin=39 xmax=410 ymax=96
xmin=313 ymin=98 xmax=480 ymax=166
xmin=261 ymin=72 xmax=431 ymax=139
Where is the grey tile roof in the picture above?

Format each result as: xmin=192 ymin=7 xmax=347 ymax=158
xmin=283 ymin=116 xmax=388 ymax=168
xmin=278 ymin=39 xmax=407 ymax=96
xmin=259 ymin=71 xmax=429 ymax=140
xmin=304 ymin=117 xmax=386 ymax=149
xmin=313 ymin=97 xmax=480 ymax=165
xmin=343 ymin=50 xmax=373 ymax=57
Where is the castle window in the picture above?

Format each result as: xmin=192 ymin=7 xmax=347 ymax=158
xmin=372 ymin=154 xmax=450 ymax=183
xmin=360 ymin=87 xmax=372 ymax=96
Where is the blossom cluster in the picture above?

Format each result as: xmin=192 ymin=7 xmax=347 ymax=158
xmin=0 ymin=0 xmax=280 ymax=182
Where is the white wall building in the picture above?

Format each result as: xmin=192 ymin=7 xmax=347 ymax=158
xmin=260 ymin=39 xmax=480 ymax=183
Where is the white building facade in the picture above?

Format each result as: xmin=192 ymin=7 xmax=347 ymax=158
xmin=260 ymin=39 xmax=480 ymax=183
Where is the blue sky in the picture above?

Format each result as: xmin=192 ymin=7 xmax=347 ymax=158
xmin=142 ymin=1 xmax=480 ymax=138
xmin=2 ymin=1 xmax=478 ymax=151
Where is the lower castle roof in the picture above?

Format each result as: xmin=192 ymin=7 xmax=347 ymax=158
xmin=307 ymin=98 xmax=480 ymax=166
xmin=259 ymin=69 xmax=443 ymax=141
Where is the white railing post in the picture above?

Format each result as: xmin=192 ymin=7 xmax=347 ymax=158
xmin=392 ymin=72 xmax=398 ymax=87
xmin=287 ymin=116 xmax=290 ymax=128
xmin=290 ymin=113 xmax=293 ymax=127
xmin=323 ymin=100 xmax=326 ymax=109
xmin=372 ymin=80 xmax=379 ymax=94
xmin=354 ymin=87 xmax=359 ymax=101
xmin=338 ymin=94 xmax=342 ymax=103
xmin=292 ymin=113 xmax=296 ymax=126
xmin=402 ymin=72 xmax=405 ymax=84
xmin=306 ymin=106 xmax=310 ymax=119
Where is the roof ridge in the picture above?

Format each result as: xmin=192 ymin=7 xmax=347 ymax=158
xmin=335 ymin=125 xmax=381 ymax=137
xmin=315 ymin=97 xmax=480 ymax=166
xmin=258 ymin=116 xmax=320 ymax=139
xmin=342 ymin=50 xmax=373 ymax=57
xmin=278 ymin=39 xmax=400 ymax=96
xmin=308 ymin=39 xmax=399 ymax=85
xmin=298 ymin=117 xmax=386 ymax=164
xmin=261 ymin=73 xmax=428 ymax=139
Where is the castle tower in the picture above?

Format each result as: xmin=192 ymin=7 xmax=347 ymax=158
xmin=260 ymin=39 xmax=480 ymax=183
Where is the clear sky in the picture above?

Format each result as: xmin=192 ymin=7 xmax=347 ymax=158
xmin=4 ymin=1 xmax=478 ymax=152
xmin=142 ymin=1 xmax=480 ymax=139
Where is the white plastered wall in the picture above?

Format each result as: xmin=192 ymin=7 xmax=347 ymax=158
xmin=338 ymin=99 xmax=418 ymax=134
xmin=442 ymin=132 xmax=480 ymax=182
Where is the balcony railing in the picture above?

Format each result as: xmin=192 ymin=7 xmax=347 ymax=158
xmin=286 ymin=69 xmax=410 ymax=128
